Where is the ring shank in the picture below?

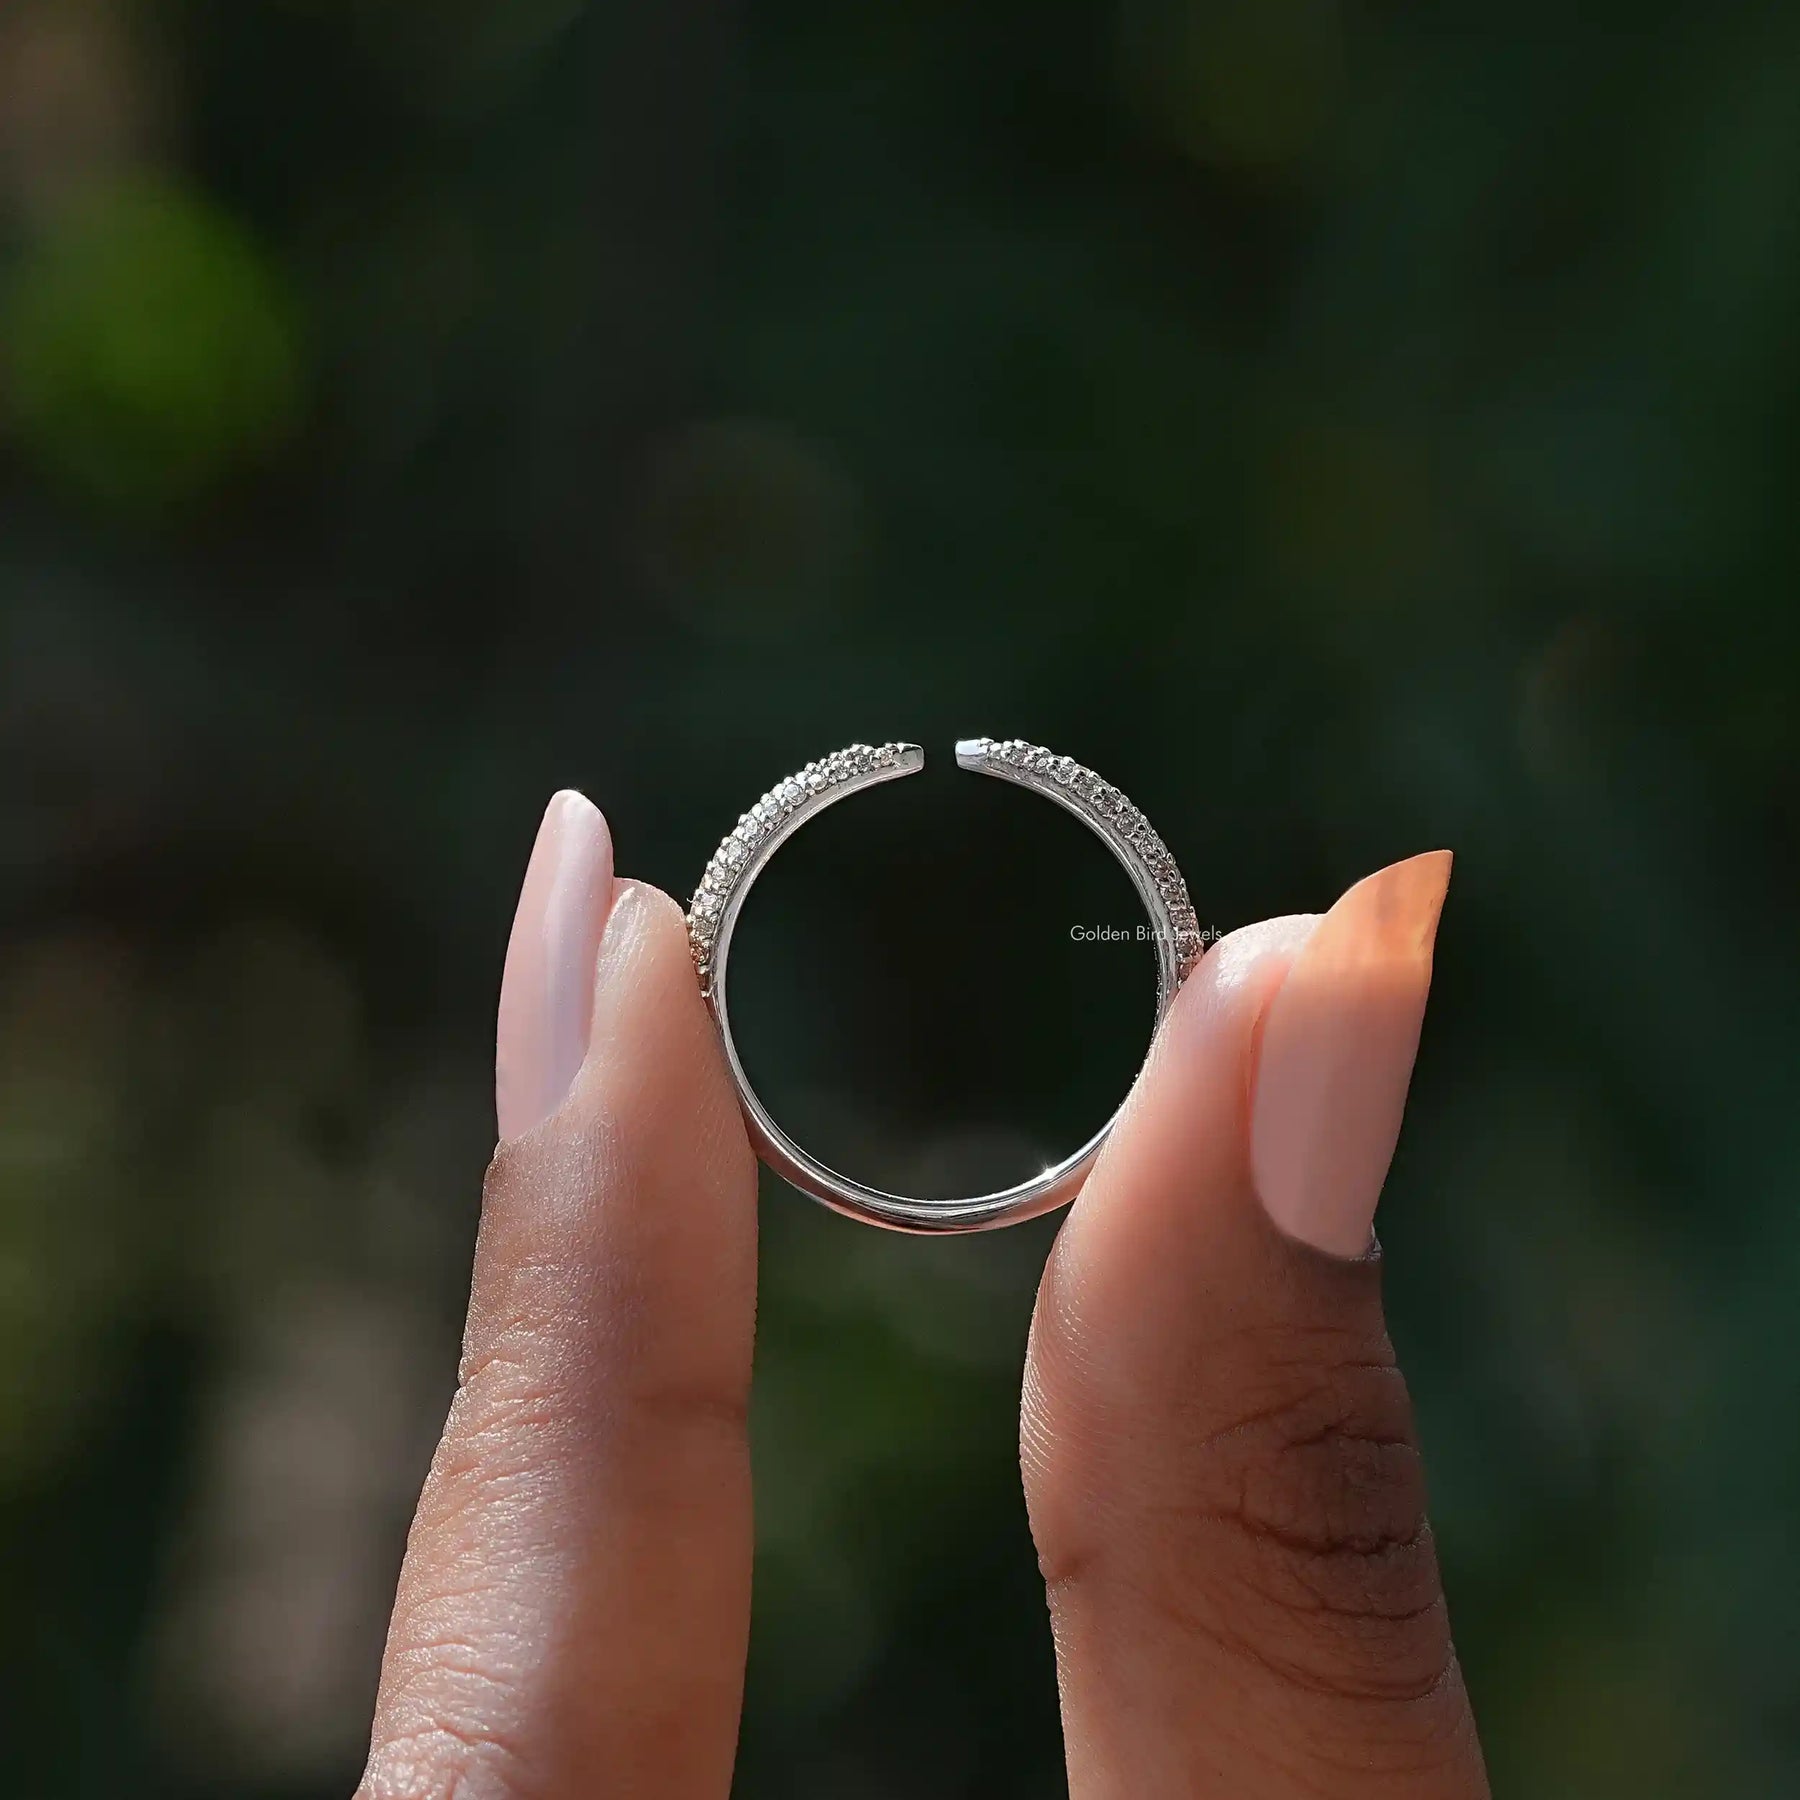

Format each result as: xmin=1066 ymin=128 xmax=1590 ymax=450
xmin=695 ymin=739 xmax=1196 ymax=1234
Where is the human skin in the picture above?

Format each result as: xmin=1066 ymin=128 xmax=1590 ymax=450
xmin=356 ymin=792 xmax=1488 ymax=1799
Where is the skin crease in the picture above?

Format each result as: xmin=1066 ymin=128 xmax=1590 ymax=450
xmin=360 ymin=846 xmax=1488 ymax=1800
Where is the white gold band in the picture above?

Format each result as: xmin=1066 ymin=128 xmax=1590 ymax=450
xmin=687 ymin=738 xmax=1201 ymax=1233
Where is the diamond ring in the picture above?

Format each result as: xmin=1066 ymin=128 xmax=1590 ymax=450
xmin=687 ymin=739 xmax=1202 ymax=1233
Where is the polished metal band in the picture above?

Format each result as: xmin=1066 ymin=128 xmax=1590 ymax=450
xmin=687 ymin=739 xmax=1201 ymax=1233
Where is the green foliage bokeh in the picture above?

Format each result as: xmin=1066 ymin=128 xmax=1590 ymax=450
xmin=1 ymin=0 xmax=1798 ymax=1796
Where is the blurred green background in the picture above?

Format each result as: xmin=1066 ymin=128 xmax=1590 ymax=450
xmin=3 ymin=0 xmax=1799 ymax=1794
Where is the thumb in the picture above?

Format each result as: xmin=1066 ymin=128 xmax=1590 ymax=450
xmin=1021 ymin=853 xmax=1488 ymax=1798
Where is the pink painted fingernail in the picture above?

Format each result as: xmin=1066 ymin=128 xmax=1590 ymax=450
xmin=495 ymin=790 xmax=615 ymax=1141
xmin=1249 ymin=851 xmax=1452 ymax=1256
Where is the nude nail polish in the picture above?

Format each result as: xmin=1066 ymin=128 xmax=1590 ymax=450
xmin=1249 ymin=851 xmax=1452 ymax=1256
xmin=495 ymin=790 xmax=615 ymax=1141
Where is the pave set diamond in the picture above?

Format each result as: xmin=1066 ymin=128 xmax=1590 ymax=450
xmin=686 ymin=737 xmax=1202 ymax=996
xmin=686 ymin=742 xmax=911 ymax=992
xmin=960 ymin=738 xmax=1204 ymax=979
xmin=685 ymin=737 xmax=1206 ymax=1230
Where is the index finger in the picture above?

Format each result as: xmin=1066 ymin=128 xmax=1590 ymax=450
xmin=359 ymin=796 xmax=759 ymax=1800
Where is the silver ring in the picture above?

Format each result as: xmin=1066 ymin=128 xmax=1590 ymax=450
xmin=686 ymin=739 xmax=1203 ymax=1233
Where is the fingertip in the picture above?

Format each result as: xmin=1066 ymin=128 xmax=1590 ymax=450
xmin=1171 ymin=910 xmax=1321 ymax=1038
xmin=581 ymin=880 xmax=695 ymax=1037
xmin=1072 ymin=909 xmax=1320 ymax=1240
xmin=1034 ymin=910 xmax=1326 ymax=1417
xmin=562 ymin=876 xmax=755 ymax=1197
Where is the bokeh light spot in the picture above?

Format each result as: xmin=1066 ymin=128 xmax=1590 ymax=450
xmin=1124 ymin=0 xmax=1344 ymax=172
xmin=640 ymin=417 xmax=863 ymax=636
xmin=3 ymin=177 xmax=304 ymax=510
xmin=1260 ymin=418 xmax=1434 ymax=618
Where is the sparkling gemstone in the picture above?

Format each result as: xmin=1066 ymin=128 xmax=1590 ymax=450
xmin=690 ymin=740 xmax=1199 ymax=1007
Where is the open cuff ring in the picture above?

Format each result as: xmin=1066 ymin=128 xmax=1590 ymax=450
xmin=686 ymin=739 xmax=1202 ymax=1233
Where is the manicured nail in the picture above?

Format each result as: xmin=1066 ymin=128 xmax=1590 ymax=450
xmin=1249 ymin=851 xmax=1452 ymax=1256
xmin=495 ymin=790 xmax=615 ymax=1141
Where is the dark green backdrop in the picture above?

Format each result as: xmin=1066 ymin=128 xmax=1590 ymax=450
xmin=3 ymin=0 xmax=1798 ymax=1793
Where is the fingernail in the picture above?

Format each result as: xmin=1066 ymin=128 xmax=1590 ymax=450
xmin=1249 ymin=851 xmax=1452 ymax=1256
xmin=495 ymin=790 xmax=615 ymax=1141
